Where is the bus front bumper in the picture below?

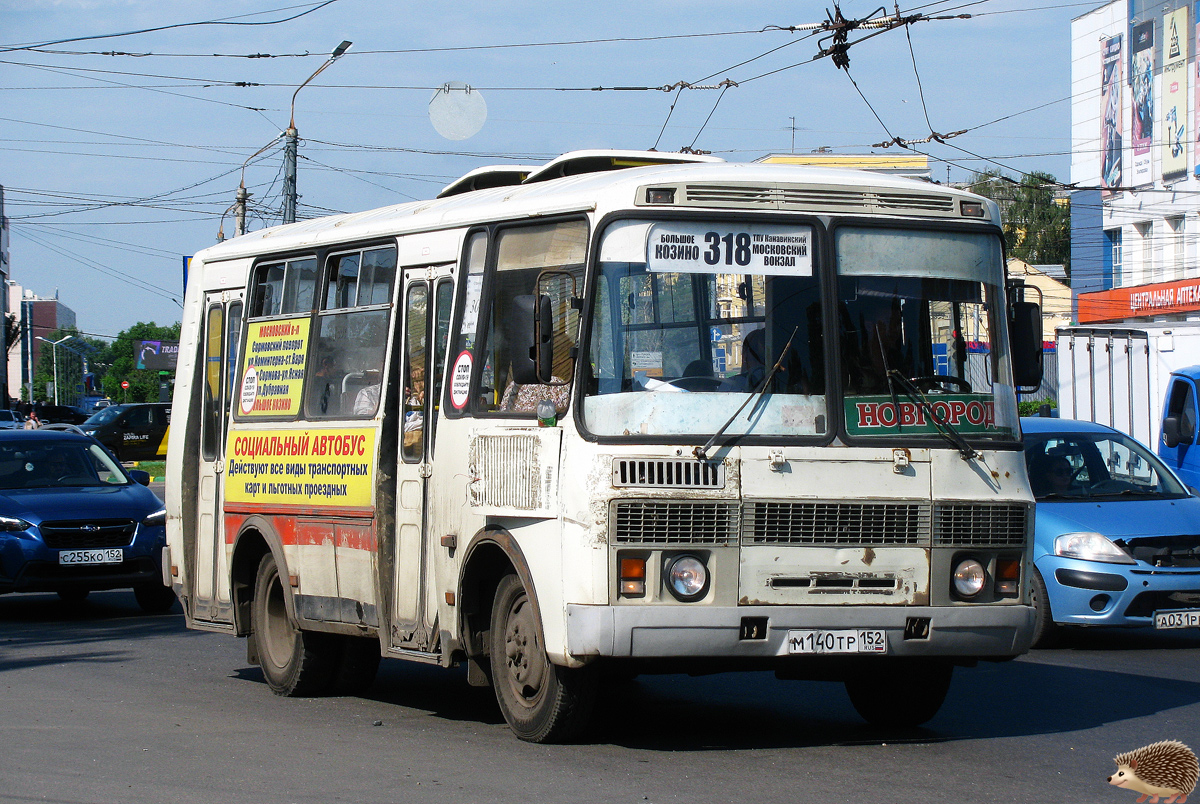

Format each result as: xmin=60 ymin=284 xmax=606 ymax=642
xmin=565 ymin=603 xmax=1035 ymax=660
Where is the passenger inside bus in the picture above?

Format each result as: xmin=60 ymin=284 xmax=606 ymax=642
xmin=725 ymin=328 xmax=767 ymax=392
xmin=310 ymin=351 xmax=341 ymax=415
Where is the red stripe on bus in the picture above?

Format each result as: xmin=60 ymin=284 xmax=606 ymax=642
xmin=222 ymin=512 xmax=377 ymax=552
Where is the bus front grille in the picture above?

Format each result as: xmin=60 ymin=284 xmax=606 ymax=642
xmin=609 ymin=500 xmax=1029 ymax=547
xmin=612 ymin=501 xmax=739 ymax=545
xmin=612 ymin=458 xmax=724 ymax=489
xmin=742 ymin=501 xmax=930 ymax=546
xmin=932 ymin=503 xmax=1028 ymax=547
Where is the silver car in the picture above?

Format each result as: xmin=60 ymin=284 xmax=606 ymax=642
xmin=0 ymin=410 xmax=25 ymax=430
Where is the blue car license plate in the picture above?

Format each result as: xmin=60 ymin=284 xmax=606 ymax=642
xmin=58 ymin=548 xmax=123 ymax=566
xmin=1154 ymin=609 xmax=1200 ymax=630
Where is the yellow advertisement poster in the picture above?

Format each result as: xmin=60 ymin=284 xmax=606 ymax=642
xmin=238 ymin=317 xmax=311 ymax=417
xmin=1163 ymin=7 xmax=1189 ymax=181
xmin=225 ymin=427 xmax=375 ymax=507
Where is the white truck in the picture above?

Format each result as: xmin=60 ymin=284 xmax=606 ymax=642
xmin=1056 ymin=324 xmax=1200 ymax=447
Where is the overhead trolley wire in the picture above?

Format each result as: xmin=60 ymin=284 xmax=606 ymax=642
xmin=0 ymin=0 xmax=343 ymax=53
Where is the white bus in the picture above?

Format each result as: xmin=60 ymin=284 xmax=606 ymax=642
xmin=166 ymin=150 xmax=1043 ymax=742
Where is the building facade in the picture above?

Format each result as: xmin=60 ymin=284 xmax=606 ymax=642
xmin=1072 ymin=1 xmax=1200 ymax=324
xmin=6 ymin=283 xmax=78 ymax=404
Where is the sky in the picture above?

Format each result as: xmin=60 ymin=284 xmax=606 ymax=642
xmin=1 ymin=0 xmax=1089 ymax=341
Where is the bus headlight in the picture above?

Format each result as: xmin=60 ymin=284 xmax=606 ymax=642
xmin=664 ymin=554 xmax=709 ymax=602
xmin=952 ymin=559 xmax=987 ymax=598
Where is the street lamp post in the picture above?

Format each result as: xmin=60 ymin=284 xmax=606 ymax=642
xmin=35 ymin=335 xmax=70 ymax=406
xmin=282 ymin=40 xmax=352 ymax=225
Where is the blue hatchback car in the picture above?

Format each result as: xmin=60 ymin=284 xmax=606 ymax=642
xmin=1022 ymin=417 xmax=1200 ymax=646
xmin=0 ymin=429 xmax=175 ymax=612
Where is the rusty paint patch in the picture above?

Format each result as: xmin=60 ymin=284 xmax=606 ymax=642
xmin=863 ymin=547 xmax=876 ymax=566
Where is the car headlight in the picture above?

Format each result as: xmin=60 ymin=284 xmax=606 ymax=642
xmin=142 ymin=508 xmax=167 ymax=527
xmin=952 ymin=558 xmax=987 ymax=598
xmin=0 ymin=515 xmax=32 ymax=532
xmin=1054 ymin=532 xmax=1136 ymax=564
xmin=664 ymin=554 xmax=709 ymax=601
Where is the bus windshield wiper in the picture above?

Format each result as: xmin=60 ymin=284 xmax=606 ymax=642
xmin=694 ymin=327 xmax=799 ymax=462
xmin=886 ymin=370 xmax=980 ymax=462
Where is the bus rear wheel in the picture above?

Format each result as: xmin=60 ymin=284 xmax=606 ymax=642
xmin=843 ymin=659 xmax=952 ymax=727
xmin=252 ymin=552 xmax=338 ymax=696
xmin=489 ymin=573 xmax=597 ymax=743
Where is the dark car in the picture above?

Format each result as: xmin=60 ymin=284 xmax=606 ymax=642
xmin=0 ymin=429 xmax=175 ymax=612
xmin=79 ymin=403 xmax=171 ymax=462
xmin=37 ymin=405 xmax=89 ymax=425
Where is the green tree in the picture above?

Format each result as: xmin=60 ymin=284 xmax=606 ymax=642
xmin=968 ymin=170 xmax=1071 ymax=283
xmin=102 ymin=321 xmax=182 ymax=403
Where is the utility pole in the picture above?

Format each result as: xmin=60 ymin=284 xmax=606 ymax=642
xmin=282 ymin=128 xmax=298 ymax=225
xmin=235 ymin=185 xmax=250 ymax=237
xmin=282 ymin=40 xmax=351 ymax=226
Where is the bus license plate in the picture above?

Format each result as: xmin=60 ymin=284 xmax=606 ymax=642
xmin=58 ymin=548 xmax=123 ymax=566
xmin=1154 ymin=610 xmax=1200 ymax=630
xmin=787 ymin=629 xmax=887 ymax=654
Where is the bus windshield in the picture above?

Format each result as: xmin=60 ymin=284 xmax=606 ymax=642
xmin=582 ymin=220 xmax=1018 ymax=441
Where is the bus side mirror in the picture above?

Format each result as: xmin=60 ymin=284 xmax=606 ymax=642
xmin=512 ymin=294 xmax=554 ymax=385
xmin=1163 ymin=415 xmax=1182 ymax=448
xmin=1009 ymin=300 xmax=1043 ymax=390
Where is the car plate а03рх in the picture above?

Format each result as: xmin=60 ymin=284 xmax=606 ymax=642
xmin=787 ymin=629 xmax=887 ymax=654
xmin=58 ymin=548 xmax=123 ymax=566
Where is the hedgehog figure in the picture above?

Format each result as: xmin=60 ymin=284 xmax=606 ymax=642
xmin=1108 ymin=741 xmax=1199 ymax=803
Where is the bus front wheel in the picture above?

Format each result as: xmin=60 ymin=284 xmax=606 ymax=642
xmin=252 ymin=552 xmax=338 ymax=696
xmin=843 ymin=659 xmax=952 ymax=727
xmin=489 ymin=573 xmax=597 ymax=743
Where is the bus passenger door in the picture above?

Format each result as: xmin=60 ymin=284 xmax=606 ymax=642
xmin=390 ymin=267 xmax=453 ymax=650
xmin=192 ymin=293 xmax=243 ymax=624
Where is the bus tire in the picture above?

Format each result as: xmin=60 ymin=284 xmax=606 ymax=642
xmin=332 ymin=635 xmax=382 ymax=695
xmin=1029 ymin=566 xmax=1060 ymax=649
xmin=252 ymin=553 xmax=338 ymax=696
xmin=843 ymin=659 xmax=952 ymax=728
xmin=489 ymin=573 xmax=597 ymax=743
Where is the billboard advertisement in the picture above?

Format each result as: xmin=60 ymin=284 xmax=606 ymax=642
xmin=136 ymin=340 xmax=179 ymax=371
xmin=1131 ymin=20 xmax=1155 ymax=187
xmin=1102 ymin=35 xmax=1123 ymax=195
xmin=1163 ymin=7 xmax=1189 ymax=181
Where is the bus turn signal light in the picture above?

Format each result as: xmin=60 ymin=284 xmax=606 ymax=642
xmin=620 ymin=557 xmax=646 ymax=597
xmin=995 ymin=557 xmax=1020 ymax=596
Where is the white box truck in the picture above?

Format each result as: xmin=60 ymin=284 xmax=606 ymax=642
xmin=1056 ymin=324 xmax=1200 ymax=447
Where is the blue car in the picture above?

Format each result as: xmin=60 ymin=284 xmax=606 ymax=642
xmin=0 ymin=429 xmax=175 ymax=612
xmin=1022 ymin=417 xmax=1200 ymax=647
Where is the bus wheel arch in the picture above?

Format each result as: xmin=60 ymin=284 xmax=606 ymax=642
xmin=230 ymin=516 xmax=288 ymax=637
xmin=458 ymin=528 xmax=598 ymax=742
xmin=457 ymin=527 xmax=535 ymax=683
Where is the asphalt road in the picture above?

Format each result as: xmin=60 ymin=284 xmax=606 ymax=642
xmin=2 ymin=591 xmax=1198 ymax=804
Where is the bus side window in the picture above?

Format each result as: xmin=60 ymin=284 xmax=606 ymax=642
xmin=305 ymin=246 xmax=396 ymax=420
xmin=251 ymin=257 xmax=316 ymax=317
xmin=475 ymin=220 xmax=587 ymax=415
xmin=402 ymin=283 xmax=428 ymax=462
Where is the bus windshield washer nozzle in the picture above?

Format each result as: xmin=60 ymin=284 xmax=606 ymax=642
xmin=536 ymin=399 xmax=557 ymax=427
